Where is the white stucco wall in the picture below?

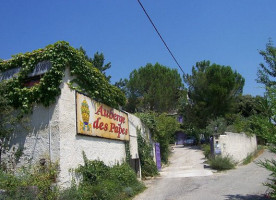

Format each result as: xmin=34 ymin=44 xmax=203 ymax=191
xmin=127 ymin=113 xmax=155 ymax=162
xmin=58 ymin=68 xmax=127 ymax=188
xmin=5 ymin=67 xmax=151 ymax=188
xmin=219 ymin=132 xmax=257 ymax=163
xmin=5 ymin=99 xmax=60 ymax=169
xmin=128 ymin=114 xmax=143 ymax=160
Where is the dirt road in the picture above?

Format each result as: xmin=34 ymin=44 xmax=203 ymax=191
xmin=134 ymin=146 xmax=273 ymax=200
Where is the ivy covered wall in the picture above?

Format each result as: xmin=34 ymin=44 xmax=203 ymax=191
xmin=0 ymin=41 xmax=126 ymax=112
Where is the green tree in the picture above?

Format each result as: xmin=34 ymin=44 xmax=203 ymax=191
xmin=255 ymin=88 xmax=276 ymax=198
xmin=255 ymin=41 xmax=276 ymax=197
xmin=155 ymin=113 xmax=179 ymax=163
xmin=79 ymin=47 xmax=111 ymax=81
xmin=125 ymin=63 xmax=183 ymax=113
xmin=258 ymin=88 xmax=276 ymax=124
xmin=114 ymin=78 xmax=128 ymax=94
xmin=236 ymin=95 xmax=264 ymax=118
xmin=181 ymin=60 xmax=245 ymax=129
xmin=257 ymin=40 xmax=276 ymax=87
xmin=136 ymin=112 xmax=179 ymax=164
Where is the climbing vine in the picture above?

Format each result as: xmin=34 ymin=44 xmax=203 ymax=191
xmin=0 ymin=41 xmax=126 ymax=112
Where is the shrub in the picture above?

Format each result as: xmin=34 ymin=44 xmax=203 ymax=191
xmin=58 ymin=184 xmax=82 ymax=200
xmin=62 ymin=152 xmax=145 ymax=200
xmin=242 ymin=153 xmax=254 ymax=165
xmin=242 ymin=146 xmax=265 ymax=165
xmin=137 ymin=130 xmax=159 ymax=177
xmin=141 ymin=158 xmax=159 ymax=177
xmin=202 ymin=144 xmax=211 ymax=158
xmin=258 ymin=158 xmax=276 ymax=199
xmin=136 ymin=112 xmax=179 ymax=164
xmin=0 ymin=161 xmax=59 ymax=200
xmin=206 ymin=117 xmax=227 ymax=136
xmin=209 ymin=155 xmax=235 ymax=171
xmin=76 ymin=152 xmax=109 ymax=184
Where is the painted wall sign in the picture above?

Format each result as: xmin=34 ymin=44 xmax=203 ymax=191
xmin=76 ymin=92 xmax=129 ymax=141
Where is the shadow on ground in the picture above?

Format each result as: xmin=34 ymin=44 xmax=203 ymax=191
xmin=173 ymin=145 xmax=200 ymax=150
xmin=224 ymin=194 xmax=270 ymax=200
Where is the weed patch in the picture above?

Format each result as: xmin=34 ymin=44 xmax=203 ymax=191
xmin=209 ymin=155 xmax=236 ymax=171
xmin=0 ymin=161 xmax=59 ymax=200
xmin=242 ymin=145 xmax=265 ymax=165
xmin=201 ymin=144 xmax=211 ymax=159
xmin=59 ymin=152 xmax=145 ymax=200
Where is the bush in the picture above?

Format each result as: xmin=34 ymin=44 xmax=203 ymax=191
xmin=258 ymin=158 xmax=276 ymax=199
xmin=136 ymin=112 xmax=179 ymax=164
xmin=62 ymin=152 xmax=145 ymax=200
xmin=137 ymin=130 xmax=159 ymax=177
xmin=206 ymin=117 xmax=227 ymax=136
xmin=209 ymin=155 xmax=235 ymax=171
xmin=0 ymin=161 xmax=59 ymax=200
xmin=202 ymin=144 xmax=211 ymax=158
xmin=141 ymin=159 xmax=159 ymax=177
xmin=242 ymin=146 xmax=265 ymax=165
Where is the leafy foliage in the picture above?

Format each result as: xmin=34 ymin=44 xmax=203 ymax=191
xmin=0 ymin=161 xmax=59 ymax=200
xmin=137 ymin=112 xmax=179 ymax=164
xmin=237 ymin=88 xmax=276 ymax=139
xmin=257 ymin=40 xmax=276 ymax=87
xmin=0 ymin=156 xmax=144 ymax=200
xmin=206 ymin=117 xmax=227 ymax=137
xmin=124 ymin=63 xmax=183 ymax=113
xmin=208 ymin=155 xmax=236 ymax=171
xmin=114 ymin=78 xmax=128 ymax=95
xmin=63 ymin=152 xmax=144 ymax=200
xmin=137 ymin=129 xmax=159 ymax=177
xmin=202 ymin=144 xmax=211 ymax=159
xmin=78 ymin=47 xmax=111 ymax=82
xmin=236 ymin=95 xmax=264 ymax=118
xmin=155 ymin=113 xmax=179 ymax=163
xmin=256 ymin=44 xmax=276 ymax=197
xmin=0 ymin=81 xmax=27 ymax=167
xmin=242 ymin=146 xmax=265 ymax=165
xmin=0 ymin=41 xmax=126 ymax=113
xmin=181 ymin=60 xmax=244 ymax=129
xmin=258 ymin=159 xmax=276 ymax=199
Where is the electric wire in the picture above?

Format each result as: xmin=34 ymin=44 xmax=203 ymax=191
xmin=137 ymin=0 xmax=184 ymax=74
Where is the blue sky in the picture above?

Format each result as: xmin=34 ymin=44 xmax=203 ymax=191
xmin=0 ymin=0 xmax=275 ymax=96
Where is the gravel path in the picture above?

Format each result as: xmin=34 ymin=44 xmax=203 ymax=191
xmin=133 ymin=146 xmax=273 ymax=200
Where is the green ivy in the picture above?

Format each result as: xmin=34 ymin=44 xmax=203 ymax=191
xmin=137 ymin=129 xmax=158 ymax=177
xmin=0 ymin=41 xmax=126 ymax=112
xmin=125 ymin=141 xmax=131 ymax=164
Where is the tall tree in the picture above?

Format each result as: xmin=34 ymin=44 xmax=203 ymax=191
xmin=236 ymin=95 xmax=264 ymax=118
xmin=181 ymin=61 xmax=245 ymax=129
xmin=255 ymin=41 xmax=276 ymax=198
xmin=124 ymin=63 xmax=183 ymax=113
xmin=114 ymin=78 xmax=128 ymax=95
xmin=257 ymin=40 xmax=276 ymax=87
xmin=79 ymin=47 xmax=111 ymax=81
